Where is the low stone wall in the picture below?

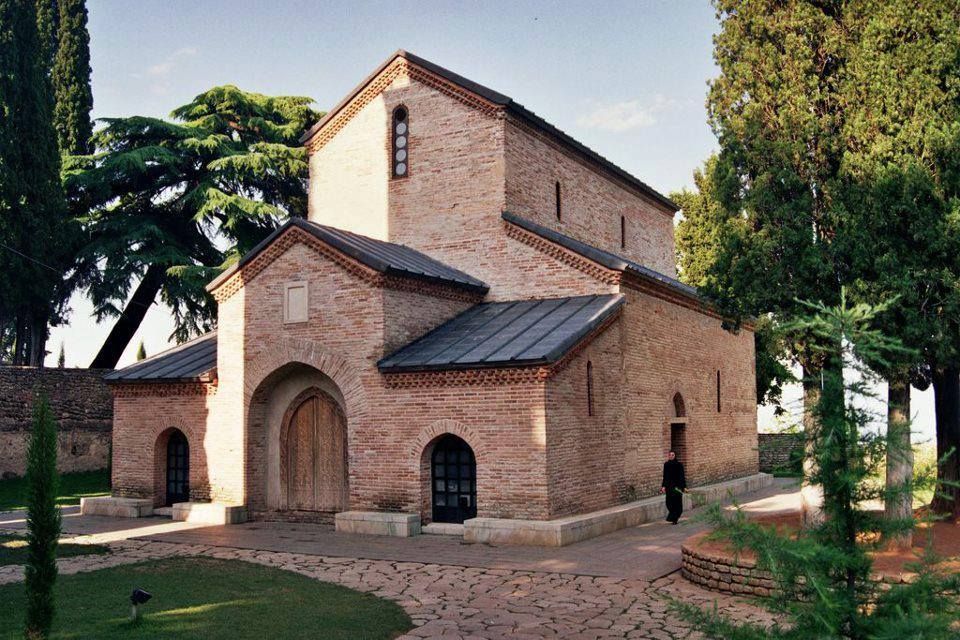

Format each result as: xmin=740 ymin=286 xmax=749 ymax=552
xmin=681 ymin=533 xmax=775 ymax=596
xmin=0 ymin=366 xmax=113 ymax=478
xmin=757 ymin=433 xmax=803 ymax=473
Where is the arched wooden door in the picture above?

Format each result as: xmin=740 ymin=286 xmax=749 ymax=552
xmin=281 ymin=389 xmax=348 ymax=512
xmin=165 ymin=430 xmax=189 ymax=506
xmin=431 ymin=435 xmax=477 ymax=524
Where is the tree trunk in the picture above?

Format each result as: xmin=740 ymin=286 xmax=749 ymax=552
xmin=931 ymin=366 xmax=960 ymax=518
xmin=89 ymin=264 xmax=165 ymax=369
xmin=28 ymin=310 xmax=47 ymax=368
xmin=884 ymin=377 xmax=913 ymax=549
xmin=14 ymin=314 xmax=28 ymax=365
xmin=801 ymin=365 xmax=824 ymax=527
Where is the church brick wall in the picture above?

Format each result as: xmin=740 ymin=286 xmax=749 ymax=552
xmin=0 ymin=366 xmax=112 ymax=478
xmin=503 ymin=119 xmax=678 ymax=277
xmin=110 ymin=385 xmax=214 ymax=506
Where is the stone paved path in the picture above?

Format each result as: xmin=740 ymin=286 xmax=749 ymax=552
xmin=0 ymin=533 xmax=776 ymax=638
xmin=0 ymin=480 xmax=797 ymax=638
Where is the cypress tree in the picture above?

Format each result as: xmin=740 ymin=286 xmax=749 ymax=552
xmin=34 ymin=0 xmax=57 ymax=70
xmin=135 ymin=340 xmax=146 ymax=361
xmin=52 ymin=0 xmax=92 ymax=155
xmin=24 ymin=392 xmax=61 ymax=639
xmin=0 ymin=0 xmax=69 ymax=366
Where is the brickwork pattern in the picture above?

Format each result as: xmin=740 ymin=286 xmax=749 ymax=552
xmin=758 ymin=433 xmax=803 ymax=473
xmin=0 ymin=366 xmax=112 ymax=477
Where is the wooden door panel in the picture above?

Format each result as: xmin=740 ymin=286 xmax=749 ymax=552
xmin=287 ymin=397 xmax=316 ymax=510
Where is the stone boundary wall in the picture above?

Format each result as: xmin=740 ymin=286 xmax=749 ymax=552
xmin=0 ymin=366 xmax=113 ymax=478
xmin=757 ymin=433 xmax=803 ymax=473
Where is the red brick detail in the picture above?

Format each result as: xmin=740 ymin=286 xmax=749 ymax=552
xmin=211 ymin=226 xmax=483 ymax=304
xmin=109 ymin=382 xmax=218 ymax=397
xmin=304 ymin=59 xmax=501 ymax=154
xmin=383 ymin=366 xmax=551 ymax=388
xmin=504 ymin=219 xmax=621 ymax=285
xmin=409 ymin=419 xmax=488 ymax=462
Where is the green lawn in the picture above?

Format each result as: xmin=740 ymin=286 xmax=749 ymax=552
xmin=0 ymin=469 xmax=110 ymax=512
xmin=0 ymin=557 xmax=412 ymax=639
xmin=0 ymin=533 xmax=110 ymax=566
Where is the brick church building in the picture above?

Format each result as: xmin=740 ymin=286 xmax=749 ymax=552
xmin=96 ymin=51 xmax=760 ymax=543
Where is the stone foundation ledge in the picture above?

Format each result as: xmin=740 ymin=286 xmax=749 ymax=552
xmin=465 ymin=473 xmax=774 ymax=547
xmin=172 ymin=502 xmax=247 ymax=525
xmin=335 ymin=511 xmax=421 ymax=537
xmin=80 ymin=496 xmax=153 ymax=518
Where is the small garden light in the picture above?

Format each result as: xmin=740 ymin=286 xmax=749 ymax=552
xmin=130 ymin=588 xmax=152 ymax=621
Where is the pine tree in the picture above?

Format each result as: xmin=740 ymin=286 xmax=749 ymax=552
xmin=24 ymin=392 xmax=61 ymax=639
xmin=135 ymin=340 xmax=145 ymax=361
xmin=673 ymin=294 xmax=959 ymax=639
xmin=51 ymin=0 xmax=92 ymax=155
xmin=65 ymin=87 xmax=322 ymax=367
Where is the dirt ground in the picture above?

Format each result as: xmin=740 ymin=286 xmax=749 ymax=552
xmin=689 ymin=511 xmax=960 ymax=578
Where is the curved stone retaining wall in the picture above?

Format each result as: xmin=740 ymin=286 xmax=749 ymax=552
xmin=681 ymin=537 xmax=775 ymax=597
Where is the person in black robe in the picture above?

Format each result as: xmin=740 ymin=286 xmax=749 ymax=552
xmin=661 ymin=450 xmax=686 ymax=524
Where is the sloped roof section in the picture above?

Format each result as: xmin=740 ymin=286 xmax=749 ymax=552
xmin=502 ymin=212 xmax=699 ymax=300
xmin=300 ymin=50 xmax=678 ymax=213
xmin=104 ymin=332 xmax=217 ymax=383
xmin=378 ymin=294 xmax=624 ymax=373
xmin=207 ymin=218 xmax=488 ymax=295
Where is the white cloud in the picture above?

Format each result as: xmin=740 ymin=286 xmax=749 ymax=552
xmin=577 ymin=95 xmax=678 ymax=132
xmin=147 ymin=47 xmax=198 ymax=77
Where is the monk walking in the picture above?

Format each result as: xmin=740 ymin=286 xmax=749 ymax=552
xmin=660 ymin=450 xmax=686 ymax=524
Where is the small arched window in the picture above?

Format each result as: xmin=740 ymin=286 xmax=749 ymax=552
xmin=392 ymin=106 xmax=408 ymax=178
xmin=620 ymin=215 xmax=626 ymax=248
xmin=673 ymin=392 xmax=686 ymax=418
xmin=586 ymin=360 xmax=594 ymax=416
xmin=716 ymin=370 xmax=722 ymax=412
xmin=555 ymin=181 xmax=562 ymax=221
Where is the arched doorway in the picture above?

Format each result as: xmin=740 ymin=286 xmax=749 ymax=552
xmin=431 ymin=435 xmax=476 ymax=523
xmin=165 ymin=429 xmax=189 ymax=506
xmin=280 ymin=388 xmax=348 ymax=512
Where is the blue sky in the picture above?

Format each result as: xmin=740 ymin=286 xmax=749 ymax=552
xmin=48 ymin=0 xmax=937 ymax=441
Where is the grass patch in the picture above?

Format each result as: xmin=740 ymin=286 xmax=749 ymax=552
xmin=0 ymin=556 xmax=412 ymax=639
xmin=0 ymin=469 xmax=110 ymax=512
xmin=0 ymin=533 xmax=109 ymax=566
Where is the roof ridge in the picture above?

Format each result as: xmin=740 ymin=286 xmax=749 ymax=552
xmin=299 ymin=50 xmax=677 ymax=212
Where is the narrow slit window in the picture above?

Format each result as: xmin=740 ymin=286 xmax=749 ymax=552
xmin=587 ymin=360 xmax=594 ymax=416
xmin=716 ymin=370 xmax=721 ymax=412
xmin=555 ymin=181 xmax=562 ymax=221
xmin=392 ymin=106 xmax=408 ymax=178
xmin=620 ymin=215 xmax=626 ymax=248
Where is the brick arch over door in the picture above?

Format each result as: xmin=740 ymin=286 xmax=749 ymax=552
xmin=244 ymin=341 xmax=362 ymax=515
xmin=151 ymin=421 xmax=204 ymax=507
xmin=413 ymin=419 xmax=487 ymax=523
xmin=243 ymin=338 xmax=366 ymax=423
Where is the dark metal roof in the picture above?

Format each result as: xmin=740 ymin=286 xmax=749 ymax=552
xmin=104 ymin=332 xmax=217 ymax=382
xmin=502 ymin=212 xmax=700 ymax=300
xmin=207 ymin=217 xmax=488 ymax=294
xmin=300 ymin=50 xmax=678 ymax=213
xmin=378 ymin=294 xmax=624 ymax=373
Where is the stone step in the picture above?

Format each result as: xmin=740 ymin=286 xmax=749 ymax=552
xmin=422 ymin=522 xmax=464 ymax=536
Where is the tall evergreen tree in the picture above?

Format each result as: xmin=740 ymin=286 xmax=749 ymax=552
xmin=0 ymin=0 xmax=70 ymax=367
xmin=65 ymin=86 xmax=321 ymax=367
xmin=24 ymin=392 xmax=61 ymax=639
xmin=34 ymin=0 xmax=57 ymax=70
xmin=51 ymin=0 xmax=91 ymax=155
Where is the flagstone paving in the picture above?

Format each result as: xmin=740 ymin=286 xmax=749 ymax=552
xmin=0 ymin=479 xmax=798 ymax=638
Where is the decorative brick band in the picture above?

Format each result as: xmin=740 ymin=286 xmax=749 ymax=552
xmin=304 ymin=59 xmax=501 ymax=154
xmin=109 ymin=382 xmax=218 ymax=398
xmin=383 ymin=366 xmax=551 ymax=388
xmin=211 ymin=226 xmax=483 ymax=304
xmin=504 ymin=221 xmax=622 ymax=285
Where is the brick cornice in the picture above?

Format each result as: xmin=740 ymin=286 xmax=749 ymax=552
xmin=504 ymin=220 xmax=621 ymax=285
xmin=110 ymin=381 xmax=218 ymax=397
xmin=211 ymin=226 xmax=484 ymax=304
xmin=304 ymin=59 xmax=501 ymax=154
